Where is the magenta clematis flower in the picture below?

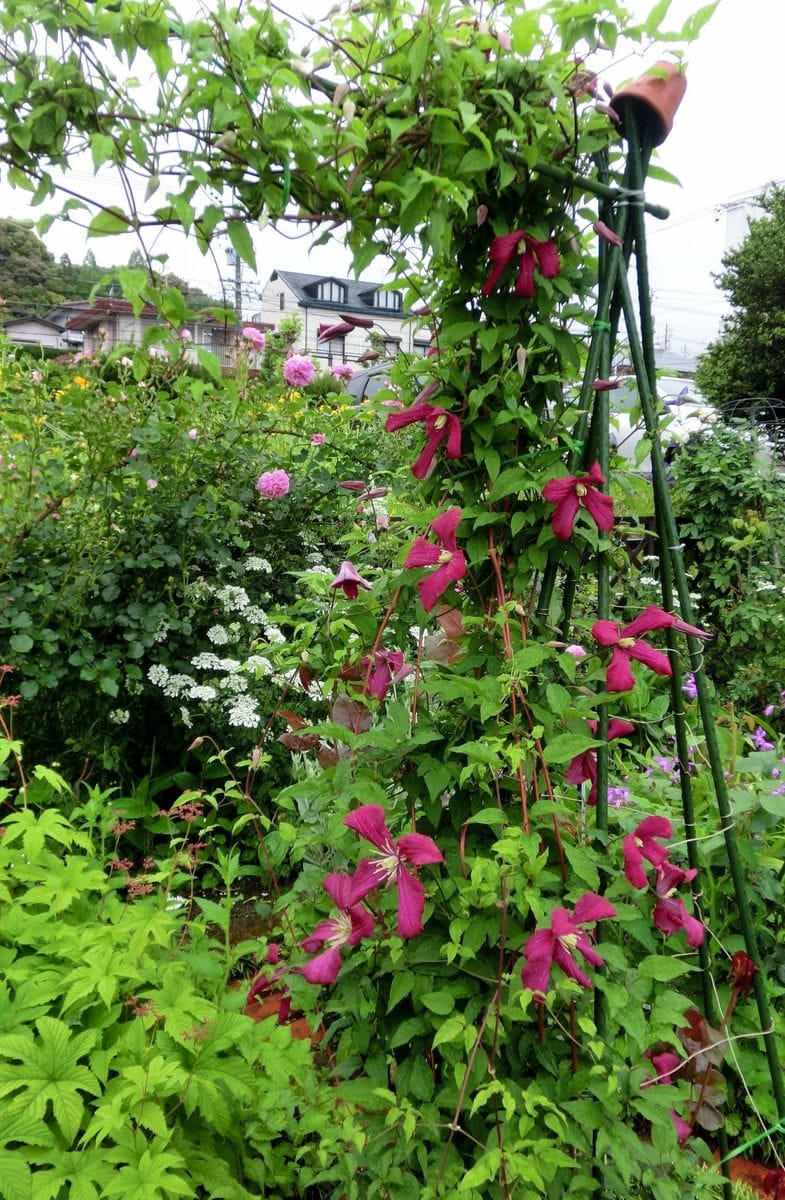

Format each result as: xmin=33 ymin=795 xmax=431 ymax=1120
xmin=330 ymin=560 xmax=372 ymax=599
xmin=653 ymin=861 xmax=704 ymax=947
xmin=623 ymin=815 xmax=673 ymax=889
xmin=642 ymin=1048 xmax=684 ymax=1088
xmin=363 ymin=649 xmax=410 ymax=701
xmin=481 ymin=230 xmax=560 ymax=298
xmin=565 ymin=717 xmax=635 ymax=805
xmin=592 ymin=605 xmax=709 ymax=693
xmin=299 ymin=873 xmax=375 ymax=985
xmin=542 ymin=461 xmax=615 ymax=541
xmin=404 ymin=507 xmax=467 ymax=613
xmin=344 ymin=804 xmax=443 ymax=938
xmin=384 ymin=398 xmax=462 ymax=480
xmin=521 ymin=892 xmax=617 ymax=1001
xmin=248 ymin=942 xmax=288 ymax=1015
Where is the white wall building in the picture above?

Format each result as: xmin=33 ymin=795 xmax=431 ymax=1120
xmin=259 ymin=270 xmax=431 ymax=363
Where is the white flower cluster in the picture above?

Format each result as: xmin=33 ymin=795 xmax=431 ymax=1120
xmin=227 ymin=696 xmax=260 ymax=727
xmin=207 ymin=625 xmax=230 ymax=645
xmin=215 ymin=585 xmax=250 ymax=611
xmin=109 ymin=708 xmax=130 ymax=725
xmin=244 ymin=556 xmax=272 ymax=573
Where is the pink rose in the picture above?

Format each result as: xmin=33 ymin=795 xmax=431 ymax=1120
xmin=257 ymin=469 xmax=291 ymax=498
xmin=243 ymin=325 xmax=266 ymax=350
xmin=283 ymin=354 xmax=316 ymax=387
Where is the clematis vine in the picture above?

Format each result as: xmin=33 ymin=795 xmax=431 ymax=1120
xmin=343 ymin=804 xmax=443 ymax=938
xmin=384 ymin=390 xmax=462 ymax=479
xmin=542 ymin=461 xmax=615 ymax=541
xmin=481 ymin=229 xmax=560 ymax=298
xmin=404 ymin=507 xmax=467 ymax=613
xmin=521 ymin=892 xmax=616 ymax=1001
xmin=299 ymin=873 xmax=375 ymax=985
xmin=623 ymin=815 xmax=674 ymax=889
xmin=592 ymin=605 xmax=709 ymax=693
xmin=653 ymin=861 xmax=704 ymax=947
xmin=565 ymin=717 xmax=635 ymax=805
xmin=362 ymin=649 xmax=411 ymax=701
xmin=330 ymin=560 xmax=372 ymax=599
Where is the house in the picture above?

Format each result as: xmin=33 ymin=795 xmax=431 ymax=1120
xmin=259 ymin=270 xmax=431 ymax=363
xmin=2 ymin=316 xmax=70 ymax=350
xmin=63 ymin=299 xmax=246 ymax=367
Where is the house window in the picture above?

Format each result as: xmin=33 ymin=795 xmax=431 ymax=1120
xmin=383 ymin=337 xmax=401 ymax=356
xmin=316 ymin=280 xmax=347 ymax=304
xmin=373 ymin=289 xmax=402 ymax=311
xmin=412 ymin=340 xmax=431 ymax=357
xmin=316 ymin=336 xmax=346 ymax=366
xmin=279 ymin=292 xmax=285 ymax=310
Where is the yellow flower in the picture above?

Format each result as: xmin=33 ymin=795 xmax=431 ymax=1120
xmin=73 ymin=375 xmax=89 ymax=389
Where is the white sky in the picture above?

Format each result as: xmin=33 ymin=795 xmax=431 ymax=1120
xmin=2 ymin=0 xmax=783 ymax=356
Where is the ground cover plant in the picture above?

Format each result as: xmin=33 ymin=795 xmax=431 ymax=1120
xmin=3 ymin=1 xmax=785 ymax=1198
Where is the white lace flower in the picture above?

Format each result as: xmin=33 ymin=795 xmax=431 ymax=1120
xmin=227 ymin=697 xmax=260 ymax=727
xmin=191 ymin=652 xmax=224 ymax=670
xmin=244 ymin=556 xmax=272 ymax=573
xmin=188 ymin=684 xmax=217 ymax=701
xmin=164 ymin=674 xmax=194 ymax=697
xmin=148 ymin=664 xmax=170 ymax=686
xmin=215 ymin=585 xmax=250 ymax=611
xmin=207 ymin=625 xmax=229 ymax=645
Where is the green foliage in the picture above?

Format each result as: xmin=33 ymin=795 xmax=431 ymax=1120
xmin=0 ymin=769 xmax=359 ymax=1200
xmin=696 ymin=187 xmax=785 ymax=418
xmin=669 ymin=420 xmax=785 ymax=708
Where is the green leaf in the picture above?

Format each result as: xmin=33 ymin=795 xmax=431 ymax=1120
xmin=432 ymin=1015 xmax=464 ymax=1048
xmin=543 ymin=732 xmax=598 ymax=764
xmin=227 ymin=220 xmax=256 ymax=270
xmin=9 ymin=634 xmax=33 ymax=654
xmin=638 ymin=955 xmax=696 ymax=982
xmin=420 ymin=991 xmax=454 ymax=1016
xmin=87 ymin=207 xmax=132 ymax=237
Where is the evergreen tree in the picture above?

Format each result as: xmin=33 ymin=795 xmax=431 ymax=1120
xmin=696 ymin=188 xmax=785 ymax=417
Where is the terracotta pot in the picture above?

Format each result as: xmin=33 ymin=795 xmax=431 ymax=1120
xmin=610 ymin=60 xmax=687 ymax=146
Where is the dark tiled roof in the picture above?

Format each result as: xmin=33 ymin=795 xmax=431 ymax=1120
xmin=271 ymin=270 xmax=406 ymax=315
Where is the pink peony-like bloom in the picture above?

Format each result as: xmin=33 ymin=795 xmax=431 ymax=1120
xmin=299 ymin=873 xmax=375 ymax=985
xmin=623 ymin=815 xmax=673 ymax=889
xmin=481 ymin=229 xmax=560 ymax=299
xmin=330 ymin=560 xmax=372 ymax=599
xmin=542 ymin=461 xmax=615 ymax=541
xmin=242 ymin=325 xmax=266 ymax=350
xmin=385 ymin=391 xmax=462 ymax=480
xmin=404 ymin=507 xmax=467 ymax=613
xmin=592 ymin=605 xmax=709 ymax=693
xmin=363 ymin=649 xmax=410 ymax=701
xmin=564 ymin=644 xmax=586 ymax=658
xmin=331 ymin=362 xmax=357 ymax=381
xmin=256 ymin=469 xmax=291 ymax=498
xmin=146 ymin=478 xmax=158 ymax=490
xmin=283 ymin=354 xmax=316 ymax=387
xmin=653 ymin=861 xmax=704 ymax=947
xmin=521 ymin=892 xmax=617 ymax=1001
xmin=565 ymin=717 xmax=635 ymax=805
xmin=312 ymin=433 xmax=326 ymax=445
xmin=344 ymin=804 xmax=443 ymax=938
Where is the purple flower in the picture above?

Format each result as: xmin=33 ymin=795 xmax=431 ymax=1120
xmin=242 ymin=325 xmax=265 ymax=350
xmin=283 ymin=354 xmax=316 ymax=387
xmin=608 ymin=786 xmax=630 ymax=808
xmin=542 ymin=461 xmax=615 ymax=541
xmin=344 ymin=804 xmax=443 ymax=939
xmin=299 ymin=873 xmax=375 ymax=985
xmin=331 ymin=362 xmax=356 ymax=381
xmin=404 ymin=507 xmax=467 ymax=613
xmin=654 ymin=755 xmax=679 ymax=775
xmin=363 ymin=649 xmax=410 ymax=701
xmin=256 ymin=469 xmax=290 ymax=498
xmin=751 ymin=726 xmax=775 ymax=751
xmin=592 ymin=606 xmax=709 ymax=694
xmin=683 ymin=673 xmax=698 ymax=701
xmin=385 ymin=399 xmax=462 ymax=480
xmin=521 ymin=893 xmax=616 ymax=1001
xmin=481 ymin=230 xmax=560 ymax=299
xmin=764 ymin=704 xmax=777 ymax=717
xmin=330 ymin=560 xmax=372 ymax=600
xmin=623 ymin=816 xmax=673 ymax=889
xmin=653 ymin=862 xmax=704 ymax=947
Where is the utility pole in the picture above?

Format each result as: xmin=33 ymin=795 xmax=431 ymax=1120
xmin=225 ymin=247 xmax=242 ymax=322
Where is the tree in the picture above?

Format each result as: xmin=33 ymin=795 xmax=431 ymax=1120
xmin=0 ymin=218 xmax=66 ymax=315
xmin=696 ymin=187 xmax=785 ymax=417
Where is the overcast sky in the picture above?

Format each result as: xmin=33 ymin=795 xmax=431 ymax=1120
xmin=2 ymin=0 xmax=783 ymax=358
